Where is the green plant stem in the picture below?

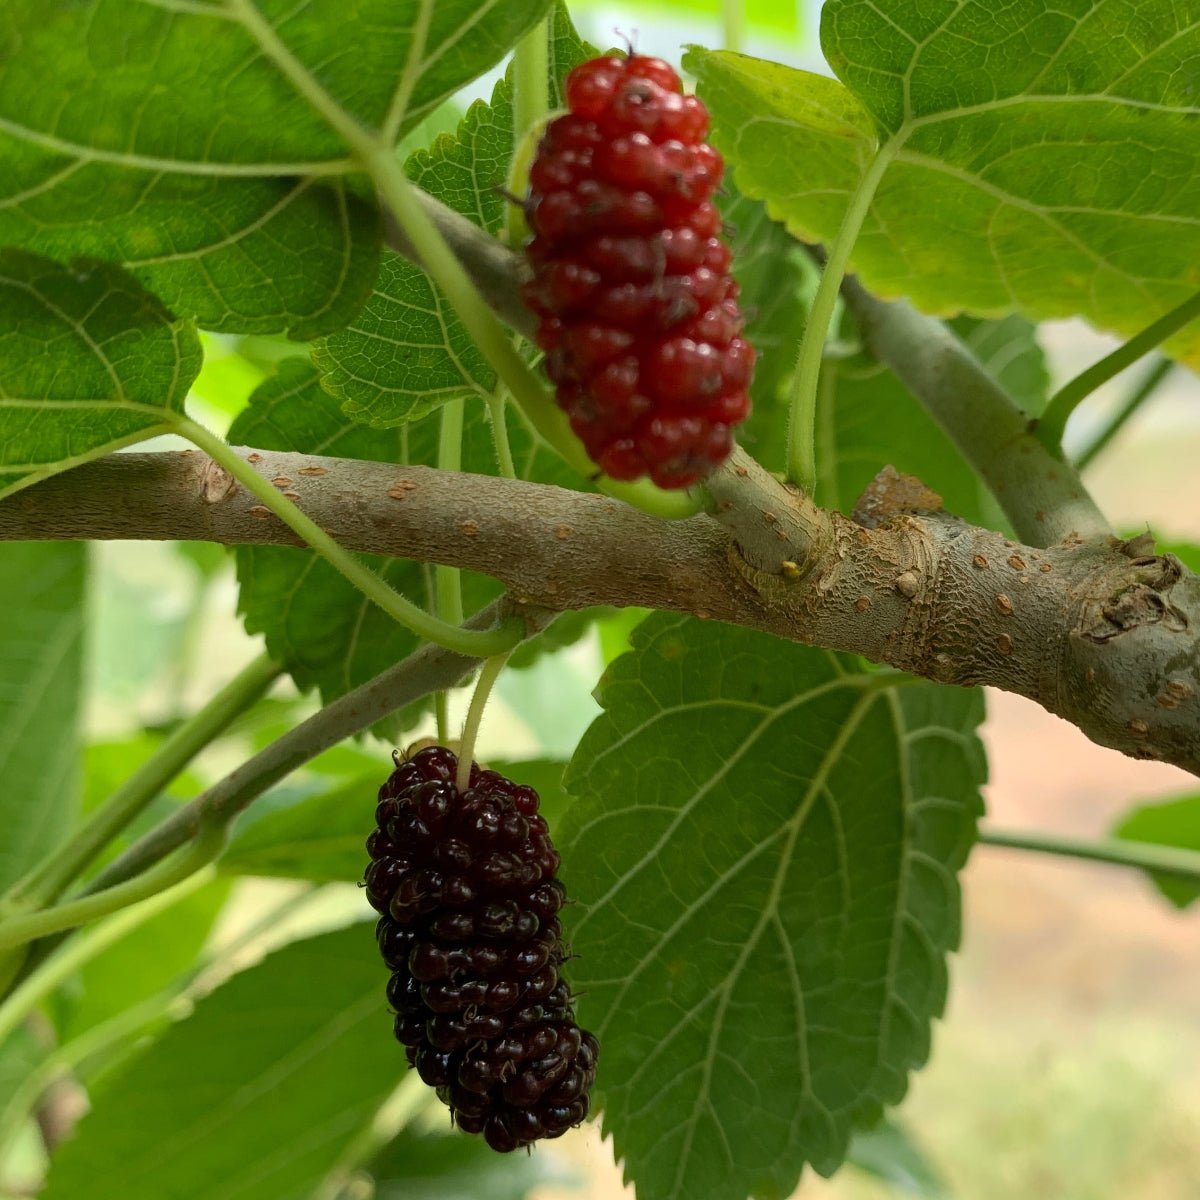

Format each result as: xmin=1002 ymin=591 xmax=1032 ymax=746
xmin=722 ymin=0 xmax=745 ymax=52
xmin=978 ymin=826 xmax=1200 ymax=884
xmin=1037 ymin=288 xmax=1200 ymax=452
xmin=486 ymin=390 xmax=517 ymax=478
xmin=178 ymin=418 xmax=521 ymax=657
xmin=513 ymin=18 xmax=549 ymax=140
xmin=506 ymin=17 xmax=549 ymax=246
xmin=787 ymin=143 xmax=898 ymax=491
xmin=0 ymin=827 xmax=226 ymax=955
xmin=9 ymin=652 xmax=281 ymax=908
xmin=0 ymin=868 xmax=214 ymax=1048
xmin=455 ymin=650 xmax=514 ymax=791
xmin=1074 ymin=356 xmax=1174 ymax=471
xmin=435 ymin=691 xmax=450 ymax=744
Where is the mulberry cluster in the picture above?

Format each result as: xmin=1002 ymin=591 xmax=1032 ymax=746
xmin=521 ymin=53 xmax=754 ymax=489
xmin=364 ymin=745 xmax=598 ymax=1152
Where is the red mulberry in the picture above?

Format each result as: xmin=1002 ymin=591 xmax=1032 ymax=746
xmin=522 ymin=53 xmax=754 ymax=489
xmin=365 ymin=746 xmax=598 ymax=1152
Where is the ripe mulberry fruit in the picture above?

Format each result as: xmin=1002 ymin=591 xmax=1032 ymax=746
xmin=521 ymin=53 xmax=754 ymax=490
xmin=365 ymin=745 xmax=599 ymax=1152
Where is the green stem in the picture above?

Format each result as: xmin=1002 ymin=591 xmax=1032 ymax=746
xmin=507 ymin=18 xmax=550 ymax=247
xmin=0 ymin=868 xmax=214 ymax=1048
xmin=1074 ymin=356 xmax=1174 ymax=471
xmin=978 ymin=826 xmax=1200 ymax=884
xmin=9 ymin=652 xmax=280 ymax=907
xmin=178 ymin=418 xmax=521 ymax=657
xmin=722 ymin=0 xmax=745 ymax=52
xmin=435 ymin=691 xmax=450 ymax=744
xmin=486 ymin=390 xmax=517 ymax=479
xmin=787 ymin=142 xmax=899 ymax=491
xmin=1037 ymin=288 xmax=1200 ymax=451
xmin=455 ymin=650 xmax=514 ymax=791
xmin=0 ymin=828 xmax=226 ymax=954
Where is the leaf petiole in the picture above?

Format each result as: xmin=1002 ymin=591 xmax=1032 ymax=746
xmin=1036 ymin=287 xmax=1200 ymax=452
xmin=0 ymin=825 xmax=227 ymax=955
xmin=786 ymin=141 xmax=900 ymax=492
xmin=979 ymin=825 xmax=1200 ymax=886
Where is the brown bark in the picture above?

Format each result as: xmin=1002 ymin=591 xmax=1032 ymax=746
xmin=2 ymin=445 xmax=1196 ymax=776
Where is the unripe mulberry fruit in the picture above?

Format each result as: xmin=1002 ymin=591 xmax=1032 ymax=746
xmin=521 ymin=53 xmax=754 ymax=490
xmin=365 ymin=746 xmax=599 ymax=1152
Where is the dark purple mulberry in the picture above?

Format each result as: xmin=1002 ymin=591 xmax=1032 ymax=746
xmin=365 ymin=746 xmax=598 ymax=1152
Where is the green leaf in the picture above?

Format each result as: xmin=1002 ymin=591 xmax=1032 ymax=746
xmin=230 ymin=358 xmax=501 ymax=712
xmin=41 ymin=923 xmax=402 ymax=1200
xmin=0 ymin=0 xmax=552 ymax=336
xmin=222 ymin=758 xmax=571 ymax=883
xmin=848 ymin=1116 xmax=948 ymax=1197
xmin=561 ymin=614 xmax=985 ymax=1199
xmin=0 ymin=543 xmax=86 ymax=893
xmin=367 ymin=1124 xmax=574 ymax=1200
xmin=315 ymin=11 xmax=592 ymax=429
xmin=0 ymin=250 xmax=200 ymax=499
xmin=1112 ymin=793 xmax=1200 ymax=909
xmin=689 ymin=2 xmax=1200 ymax=366
xmin=0 ymin=168 xmax=383 ymax=340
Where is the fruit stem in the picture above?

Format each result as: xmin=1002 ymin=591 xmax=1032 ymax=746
xmin=978 ymin=825 xmax=1200 ymax=886
xmin=1074 ymin=355 xmax=1174 ymax=471
xmin=1036 ymin=287 xmax=1200 ymax=453
xmin=177 ymin=417 xmax=524 ymax=658
xmin=0 ymin=866 xmax=215 ymax=1047
xmin=486 ymin=388 xmax=518 ymax=478
xmin=786 ymin=140 xmax=899 ymax=492
xmin=722 ymin=0 xmax=746 ymax=53
xmin=7 ymin=652 xmax=282 ymax=908
xmin=507 ymin=17 xmax=551 ymax=247
xmin=0 ymin=824 xmax=227 ymax=954
xmin=455 ymin=650 xmax=514 ymax=791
